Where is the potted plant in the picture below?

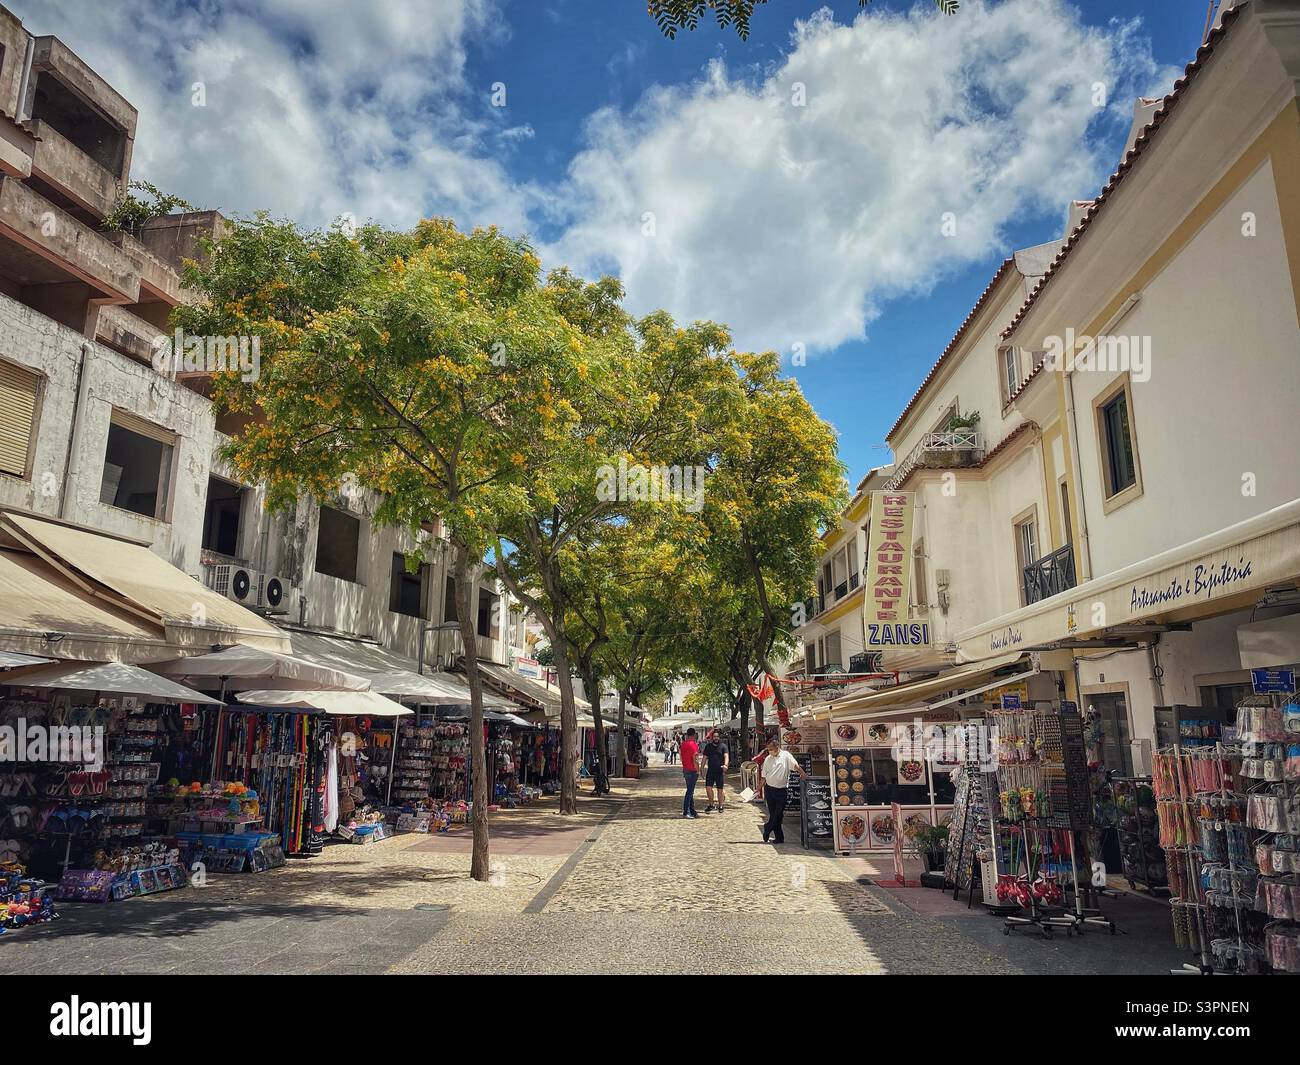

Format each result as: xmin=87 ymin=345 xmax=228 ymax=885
xmin=904 ymin=820 xmax=950 ymax=873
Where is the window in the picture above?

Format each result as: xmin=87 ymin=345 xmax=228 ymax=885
xmin=804 ymin=645 xmax=816 ymax=676
xmin=314 ymin=506 xmax=360 ymax=582
xmin=443 ymin=575 xmax=458 ymax=622
xmin=1001 ymin=346 xmax=1020 ymax=402
xmin=1095 ymin=377 xmax=1142 ymax=509
xmin=477 ymin=588 xmax=499 ymax=639
xmin=824 ymin=631 xmax=842 ymax=671
xmin=0 ymin=360 xmax=40 ymax=478
xmin=847 ymin=539 xmax=860 ymax=589
xmin=389 ymin=553 xmax=429 ymax=618
xmin=99 ymin=410 xmax=174 ymax=520
xmin=202 ymin=477 xmax=244 ymax=557
xmin=1015 ymin=517 xmax=1038 ymax=570
xmin=1059 ymin=481 xmax=1072 ymax=547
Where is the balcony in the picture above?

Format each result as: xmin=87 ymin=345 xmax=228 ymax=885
xmin=1022 ymin=543 xmax=1077 ymax=605
xmin=884 ymin=429 xmax=984 ymax=490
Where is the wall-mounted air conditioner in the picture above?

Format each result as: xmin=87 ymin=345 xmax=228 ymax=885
xmin=258 ymin=573 xmax=295 ymax=613
xmin=207 ymin=563 xmax=258 ymax=605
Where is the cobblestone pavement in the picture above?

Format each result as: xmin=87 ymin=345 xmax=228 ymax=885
xmin=545 ymin=764 xmax=891 ymax=916
xmin=0 ymin=762 xmax=1188 ymax=974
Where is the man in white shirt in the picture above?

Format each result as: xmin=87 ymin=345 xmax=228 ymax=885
xmin=759 ymin=736 xmax=807 ymax=844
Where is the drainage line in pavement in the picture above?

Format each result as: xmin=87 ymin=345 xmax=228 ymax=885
xmin=522 ymin=806 xmax=624 ymax=914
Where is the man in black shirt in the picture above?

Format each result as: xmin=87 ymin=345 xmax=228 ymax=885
xmin=702 ymin=729 xmax=730 ymax=813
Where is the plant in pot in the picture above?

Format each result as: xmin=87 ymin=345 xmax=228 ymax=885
xmin=904 ymin=820 xmax=950 ymax=873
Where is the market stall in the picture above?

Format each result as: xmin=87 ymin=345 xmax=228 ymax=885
xmin=0 ymin=661 xmax=222 ymax=919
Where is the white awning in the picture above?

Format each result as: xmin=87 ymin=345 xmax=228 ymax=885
xmin=0 ymin=650 xmax=55 ymax=669
xmin=813 ymin=653 xmax=1032 ymax=721
xmin=0 ymin=511 xmax=290 ymax=653
xmin=475 ymin=660 xmax=590 ymax=713
xmin=285 ymin=629 xmax=509 ymax=706
xmin=236 ymin=688 xmax=412 ymax=717
xmin=10 ymin=661 xmax=224 ymax=704
xmin=149 ymin=644 xmax=370 ymax=692
xmin=954 ymin=497 xmax=1300 ymax=662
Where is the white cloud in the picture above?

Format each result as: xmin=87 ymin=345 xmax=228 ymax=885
xmin=544 ymin=0 xmax=1178 ymax=353
xmin=15 ymin=0 xmax=1176 ymax=357
xmin=13 ymin=0 xmax=546 ymax=232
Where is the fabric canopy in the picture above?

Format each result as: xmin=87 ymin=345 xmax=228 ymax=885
xmin=236 ymin=688 xmax=412 ymax=717
xmin=0 ymin=547 xmax=174 ymax=663
xmin=474 ymin=660 xmax=590 ymax=713
xmin=9 ymin=661 xmax=223 ymax=704
xmin=0 ymin=650 xmax=56 ymax=669
xmin=814 ymin=653 xmax=1032 ymax=721
xmin=149 ymin=644 xmax=370 ymax=692
xmin=0 ymin=512 xmax=290 ymax=653
xmin=286 ymin=628 xmax=512 ymax=706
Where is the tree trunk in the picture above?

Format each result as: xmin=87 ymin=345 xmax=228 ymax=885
xmin=737 ymin=687 xmax=752 ymax=762
xmin=551 ymin=645 xmax=580 ymax=813
xmin=616 ymin=689 xmax=627 ymax=777
xmin=453 ymin=539 xmax=490 ymax=882
xmin=579 ymin=663 xmax=607 ymax=794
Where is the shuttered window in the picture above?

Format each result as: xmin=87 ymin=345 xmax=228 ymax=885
xmin=0 ymin=360 xmax=40 ymax=478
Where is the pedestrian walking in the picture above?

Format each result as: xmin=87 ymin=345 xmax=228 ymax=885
xmin=759 ymin=736 xmax=807 ymax=843
xmin=680 ymin=728 xmax=700 ymax=818
xmin=702 ymin=729 xmax=729 ymax=813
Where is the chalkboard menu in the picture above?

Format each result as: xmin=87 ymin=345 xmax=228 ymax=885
xmin=786 ymin=753 xmax=812 ymax=813
xmin=801 ymin=776 xmax=834 ymax=849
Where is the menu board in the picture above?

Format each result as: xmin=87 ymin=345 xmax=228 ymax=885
xmin=830 ymin=748 xmax=871 ymax=808
xmin=800 ymin=776 xmax=834 ymax=849
xmin=786 ymin=753 xmax=812 ymax=813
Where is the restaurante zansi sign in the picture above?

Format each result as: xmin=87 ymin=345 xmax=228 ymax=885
xmin=862 ymin=491 xmax=929 ymax=649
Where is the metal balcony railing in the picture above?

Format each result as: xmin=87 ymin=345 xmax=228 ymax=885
xmin=884 ymin=429 xmax=984 ymax=490
xmin=1022 ymin=543 xmax=1077 ymax=605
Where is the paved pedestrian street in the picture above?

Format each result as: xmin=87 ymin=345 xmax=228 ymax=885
xmin=0 ymin=764 xmax=1188 ymax=975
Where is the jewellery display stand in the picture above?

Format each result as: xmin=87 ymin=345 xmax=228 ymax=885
xmin=991 ymin=704 xmax=1111 ymax=938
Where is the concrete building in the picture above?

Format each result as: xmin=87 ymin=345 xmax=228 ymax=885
xmin=0 ymin=5 xmax=517 ymax=672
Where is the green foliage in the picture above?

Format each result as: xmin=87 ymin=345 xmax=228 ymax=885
xmin=104 ymin=180 xmax=196 ymax=236
xmin=648 ymin=1 xmax=956 ymax=41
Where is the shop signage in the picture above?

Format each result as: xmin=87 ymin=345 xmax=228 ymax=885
xmin=954 ymin=502 xmax=1300 ymax=664
xmin=1250 ymin=669 xmax=1295 ymax=694
xmin=862 ymin=491 xmax=927 ymax=650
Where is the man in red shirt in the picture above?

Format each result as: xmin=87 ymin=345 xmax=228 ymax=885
xmin=680 ymin=728 xmax=700 ymax=818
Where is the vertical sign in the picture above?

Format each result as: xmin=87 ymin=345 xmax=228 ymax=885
xmin=862 ymin=491 xmax=929 ymax=649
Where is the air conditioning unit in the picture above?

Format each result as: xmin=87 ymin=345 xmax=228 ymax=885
xmin=207 ymin=563 xmax=258 ymax=605
xmin=258 ymin=573 xmax=295 ymax=613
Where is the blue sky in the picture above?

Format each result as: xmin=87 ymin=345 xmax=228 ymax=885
xmin=25 ymin=0 xmax=1210 ymax=482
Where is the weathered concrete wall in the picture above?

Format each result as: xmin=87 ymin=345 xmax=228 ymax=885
xmin=0 ymin=287 xmax=214 ymax=571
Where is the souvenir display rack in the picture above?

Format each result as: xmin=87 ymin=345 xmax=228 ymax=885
xmin=1151 ymin=693 xmax=1300 ymax=974
xmin=1112 ymin=776 xmax=1167 ymax=894
xmin=1241 ymin=696 xmax=1300 ymax=972
xmin=990 ymin=703 xmax=1109 ymax=937
xmin=945 ymin=747 xmax=999 ymax=903
xmin=392 ymin=721 xmax=436 ymax=802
